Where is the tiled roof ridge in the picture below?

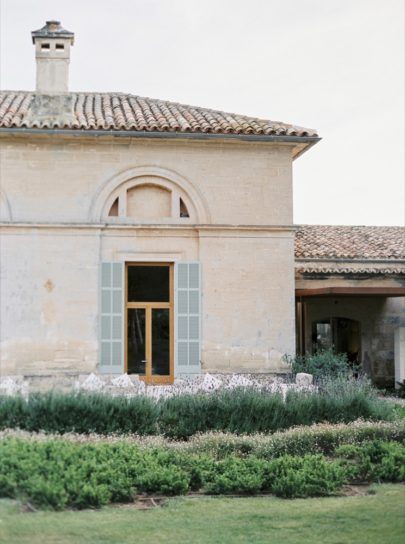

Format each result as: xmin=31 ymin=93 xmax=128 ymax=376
xmin=0 ymin=90 xmax=318 ymax=137
xmin=296 ymin=223 xmax=403 ymax=229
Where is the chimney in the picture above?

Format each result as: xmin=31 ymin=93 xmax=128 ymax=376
xmin=31 ymin=20 xmax=74 ymax=93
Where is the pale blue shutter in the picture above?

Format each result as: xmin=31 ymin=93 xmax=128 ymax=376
xmin=175 ymin=262 xmax=201 ymax=377
xmin=99 ymin=262 xmax=124 ymax=374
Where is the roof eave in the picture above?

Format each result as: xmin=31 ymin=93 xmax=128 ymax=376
xmin=0 ymin=126 xmax=320 ymax=154
xmin=291 ymin=138 xmax=321 ymax=160
xmin=295 ymin=257 xmax=405 ymax=264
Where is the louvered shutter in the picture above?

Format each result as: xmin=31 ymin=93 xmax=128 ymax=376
xmin=175 ymin=262 xmax=201 ymax=377
xmin=99 ymin=262 xmax=124 ymax=374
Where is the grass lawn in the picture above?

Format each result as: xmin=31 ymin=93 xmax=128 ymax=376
xmin=0 ymin=485 xmax=404 ymax=544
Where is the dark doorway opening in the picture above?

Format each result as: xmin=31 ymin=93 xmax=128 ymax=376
xmin=126 ymin=263 xmax=173 ymax=384
xmin=312 ymin=317 xmax=361 ymax=365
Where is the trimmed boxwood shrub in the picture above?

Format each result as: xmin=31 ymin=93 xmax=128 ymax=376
xmin=0 ymin=437 xmax=404 ymax=510
xmin=201 ymin=456 xmax=266 ymax=495
xmin=336 ymin=440 xmax=405 ymax=483
xmin=262 ymin=454 xmax=346 ymax=498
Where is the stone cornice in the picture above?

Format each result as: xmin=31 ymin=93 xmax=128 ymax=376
xmin=0 ymin=222 xmax=295 ymax=233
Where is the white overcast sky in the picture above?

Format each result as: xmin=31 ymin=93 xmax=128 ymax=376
xmin=1 ymin=0 xmax=404 ymax=226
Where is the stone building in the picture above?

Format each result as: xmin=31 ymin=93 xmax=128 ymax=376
xmin=0 ymin=21 xmax=404 ymax=385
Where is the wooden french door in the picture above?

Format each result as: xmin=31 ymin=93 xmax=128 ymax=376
xmin=125 ymin=263 xmax=174 ymax=384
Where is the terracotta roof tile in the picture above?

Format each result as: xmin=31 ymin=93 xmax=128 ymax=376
xmin=295 ymin=225 xmax=405 ymax=261
xmin=0 ymin=91 xmax=318 ymax=137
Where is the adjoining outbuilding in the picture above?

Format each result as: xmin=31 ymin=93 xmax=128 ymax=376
xmin=295 ymin=226 xmax=405 ymax=386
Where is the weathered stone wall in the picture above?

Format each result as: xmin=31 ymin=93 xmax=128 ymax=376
xmin=0 ymin=134 xmax=296 ymax=376
xmin=0 ymin=135 xmax=293 ymax=225
xmin=200 ymin=231 xmax=294 ymax=373
xmin=0 ymin=227 xmax=99 ymax=375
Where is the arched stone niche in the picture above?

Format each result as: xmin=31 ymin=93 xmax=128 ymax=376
xmin=89 ymin=167 xmax=210 ymax=224
xmin=104 ymin=176 xmax=193 ymax=223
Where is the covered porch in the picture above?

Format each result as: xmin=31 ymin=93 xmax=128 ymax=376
xmin=295 ymin=285 xmax=405 ymax=385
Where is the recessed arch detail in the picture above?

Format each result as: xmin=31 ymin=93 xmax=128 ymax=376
xmin=89 ymin=166 xmax=211 ymax=224
xmin=0 ymin=190 xmax=12 ymax=222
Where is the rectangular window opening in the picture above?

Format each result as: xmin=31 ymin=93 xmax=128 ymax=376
xmin=56 ymin=43 xmax=65 ymax=50
xmin=41 ymin=43 xmax=50 ymax=50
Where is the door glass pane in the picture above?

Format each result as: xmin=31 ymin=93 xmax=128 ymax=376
xmin=128 ymin=266 xmax=169 ymax=302
xmin=127 ymin=308 xmax=146 ymax=374
xmin=152 ymin=308 xmax=170 ymax=375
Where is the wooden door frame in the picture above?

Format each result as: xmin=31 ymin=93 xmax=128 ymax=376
xmin=125 ymin=262 xmax=174 ymax=384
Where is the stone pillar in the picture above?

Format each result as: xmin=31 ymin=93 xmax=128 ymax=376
xmin=394 ymin=327 xmax=405 ymax=388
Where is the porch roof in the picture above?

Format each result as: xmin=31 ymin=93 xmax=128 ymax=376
xmin=295 ymin=225 xmax=405 ymax=276
xmin=295 ymin=225 xmax=404 ymax=260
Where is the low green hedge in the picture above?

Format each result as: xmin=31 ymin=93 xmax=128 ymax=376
xmin=181 ymin=420 xmax=405 ymax=459
xmin=0 ymin=393 xmax=158 ymax=435
xmin=0 ymin=438 xmax=403 ymax=509
xmin=0 ymin=382 xmax=393 ymax=438
xmin=2 ymin=419 xmax=404 ymax=459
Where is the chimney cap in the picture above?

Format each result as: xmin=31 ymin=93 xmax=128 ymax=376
xmin=31 ymin=20 xmax=74 ymax=45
